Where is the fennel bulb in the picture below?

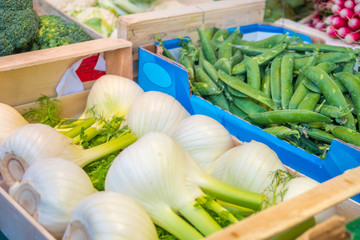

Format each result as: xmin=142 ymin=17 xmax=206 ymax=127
xmin=126 ymin=91 xmax=190 ymax=138
xmin=9 ymin=158 xmax=96 ymax=239
xmin=0 ymin=123 xmax=136 ymax=187
xmin=283 ymin=177 xmax=338 ymax=223
xmin=209 ymin=140 xmax=286 ymax=195
xmin=171 ymin=114 xmax=234 ymax=170
xmin=0 ymin=103 xmax=28 ymax=143
xmin=62 ymin=191 xmax=158 ymax=240
xmin=105 ymin=132 xmax=222 ymax=239
xmin=82 ymin=75 xmax=144 ymax=120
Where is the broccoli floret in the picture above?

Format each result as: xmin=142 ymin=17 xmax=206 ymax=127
xmin=0 ymin=0 xmax=33 ymax=10
xmin=0 ymin=32 xmax=15 ymax=56
xmin=0 ymin=7 xmax=40 ymax=56
xmin=37 ymin=15 xmax=92 ymax=49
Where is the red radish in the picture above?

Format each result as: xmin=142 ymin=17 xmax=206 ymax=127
xmin=326 ymin=25 xmax=338 ymax=37
xmin=344 ymin=32 xmax=360 ymax=43
xmin=334 ymin=0 xmax=346 ymax=6
xmin=324 ymin=15 xmax=335 ymax=25
xmin=345 ymin=0 xmax=355 ymax=8
xmin=331 ymin=4 xmax=342 ymax=14
xmin=337 ymin=26 xmax=352 ymax=37
xmin=331 ymin=16 xmax=348 ymax=28
xmin=315 ymin=21 xmax=326 ymax=30
xmin=354 ymin=4 xmax=360 ymax=15
xmin=355 ymin=0 xmax=360 ymax=4
xmin=348 ymin=17 xmax=360 ymax=30
xmin=339 ymin=8 xmax=355 ymax=19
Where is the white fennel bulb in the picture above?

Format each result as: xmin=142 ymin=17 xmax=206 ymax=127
xmin=9 ymin=158 xmax=96 ymax=239
xmin=210 ymin=140 xmax=286 ymax=194
xmin=283 ymin=177 xmax=338 ymax=223
xmin=0 ymin=103 xmax=28 ymax=143
xmin=0 ymin=124 xmax=78 ymax=186
xmin=62 ymin=191 xmax=158 ymax=240
xmin=83 ymin=75 xmax=144 ymax=120
xmin=105 ymin=132 xmax=222 ymax=239
xmin=0 ymin=123 xmax=136 ymax=187
xmin=171 ymin=114 xmax=234 ymax=170
xmin=126 ymin=91 xmax=190 ymax=138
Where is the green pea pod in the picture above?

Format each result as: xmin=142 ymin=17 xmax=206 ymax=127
xmin=324 ymin=125 xmax=360 ymax=147
xmin=343 ymin=60 xmax=356 ymax=74
xmin=297 ymin=92 xmax=321 ymax=111
xmin=261 ymin=68 xmax=271 ymax=97
xmin=203 ymin=28 xmax=214 ymax=40
xmin=245 ymin=56 xmax=261 ymax=90
xmin=179 ymin=51 xmax=195 ymax=80
xmin=264 ymin=126 xmax=300 ymax=140
xmin=301 ymin=62 xmax=337 ymax=93
xmin=293 ymin=55 xmax=318 ymax=89
xmin=316 ymin=52 xmax=355 ymax=64
xmin=247 ymin=33 xmax=288 ymax=48
xmin=198 ymin=49 xmax=205 ymax=68
xmin=203 ymin=59 xmax=219 ymax=83
xmin=195 ymin=66 xmax=220 ymax=91
xmin=301 ymin=66 xmax=356 ymax=130
xmin=287 ymin=43 xmax=355 ymax=53
xmin=218 ymin=42 xmax=232 ymax=60
xmin=302 ymin=79 xmax=321 ymax=93
xmin=232 ymin=43 xmax=287 ymax=75
xmin=289 ymin=83 xmax=310 ymax=109
xmin=334 ymin=72 xmax=360 ymax=129
xmin=270 ymin=57 xmax=281 ymax=109
xmin=315 ymin=104 xmax=350 ymax=119
xmin=218 ymin=70 xmax=277 ymax=110
xmin=345 ymin=95 xmax=357 ymax=115
xmin=281 ymin=53 xmax=294 ymax=109
xmin=232 ymin=97 xmax=267 ymax=115
xmin=198 ymin=28 xmax=217 ymax=64
xmin=212 ymin=28 xmax=230 ymax=42
xmin=215 ymin=58 xmax=232 ymax=75
xmin=192 ymin=82 xmax=223 ymax=96
xmin=206 ymin=93 xmax=230 ymax=111
xmin=230 ymin=50 xmax=243 ymax=67
xmin=227 ymin=86 xmax=247 ymax=98
xmin=231 ymin=45 xmax=269 ymax=56
xmin=306 ymin=128 xmax=334 ymax=144
xmin=229 ymin=103 xmax=248 ymax=119
xmin=248 ymin=109 xmax=332 ymax=125
xmin=156 ymin=34 xmax=176 ymax=61
xmin=294 ymin=56 xmax=315 ymax=71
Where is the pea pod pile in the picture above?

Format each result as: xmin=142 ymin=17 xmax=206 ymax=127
xmin=164 ymin=28 xmax=360 ymax=159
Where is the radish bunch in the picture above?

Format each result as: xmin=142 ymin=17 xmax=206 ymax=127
xmin=311 ymin=0 xmax=360 ymax=44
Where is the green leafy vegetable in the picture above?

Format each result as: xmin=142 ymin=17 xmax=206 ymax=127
xmin=22 ymin=95 xmax=62 ymax=127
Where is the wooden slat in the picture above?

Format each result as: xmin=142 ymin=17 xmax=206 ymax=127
xmin=0 ymin=38 xmax=132 ymax=107
xmin=206 ymin=167 xmax=360 ymax=240
xmin=0 ymin=187 xmax=56 ymax=240
xmin=296 ymin=216 xmax=348 ymax=240
xmin=0 ymin=38 xmax=131 ymax=72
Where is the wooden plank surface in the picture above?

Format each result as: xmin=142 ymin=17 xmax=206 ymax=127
xmin=0 ymin=187 xmax=55 ymax=240
xmin=206 ymin=167 xmax=360 ymax=240
xmin=0 ymin=38 xmax=131 ymax=72
xmin=0 ymin=38 xmax=132 ymax=107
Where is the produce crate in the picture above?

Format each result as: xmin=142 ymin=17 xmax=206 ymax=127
xmin=0 ymin=37 xmax=132 ymax=240
xmin=33 ymin=0 xmax=266 ymax=76
xmin=137 ymin=23 xmax=360 ymax=193
xmin=0 ymin=37 xmax=360 ymax=240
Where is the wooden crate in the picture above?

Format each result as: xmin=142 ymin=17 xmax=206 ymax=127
xmin=0 ymin=38 xmax=132 ymax=240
